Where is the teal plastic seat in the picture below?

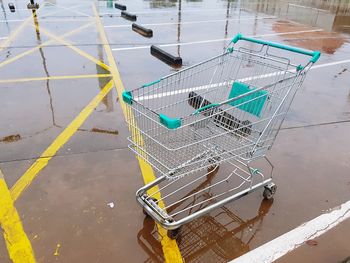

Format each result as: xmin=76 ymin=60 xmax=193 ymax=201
xmin=228 ymin=82 xmax=268 ymax=117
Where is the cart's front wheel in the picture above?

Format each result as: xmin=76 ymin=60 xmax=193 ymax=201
xmin=263 ymin=183 xmax=277 ymax=200
xmin=167 ymin=228 xmax=181 ymax=240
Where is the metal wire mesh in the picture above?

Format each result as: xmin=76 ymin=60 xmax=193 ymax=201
xmin=125 ymin=47 xmax=307 ymax=179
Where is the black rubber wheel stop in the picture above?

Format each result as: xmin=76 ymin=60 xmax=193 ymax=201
xmin=150 ymin=45 xmax=182 ymax=67
xmin=132 ymin=23 xmax=153 ymax=37
xmin=121 ymin=11 xmax=137 ymax=21
xmin=114 ymin=3 xmax=126 ymax=10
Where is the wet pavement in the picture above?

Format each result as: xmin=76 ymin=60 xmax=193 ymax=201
xmin=276 ymin=219 xmax=350 ymax=263
xmin=0 ymin=0 xmax=349 ymax=262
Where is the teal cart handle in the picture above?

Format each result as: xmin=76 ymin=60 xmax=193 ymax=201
xmin=194 ymin=103 xmax=219 ymax=114
xmin=231 ymin=33 xmax=320 ymax=63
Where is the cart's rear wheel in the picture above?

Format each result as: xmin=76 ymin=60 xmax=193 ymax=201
xmin=167 ymin=228 xmax=181 ymax=240
xmin=208 ymin=156 xmax=220 ymax=172
xmin=207 ymin=164 xmax=219 ymax=175
xmin=263 ymin=183 xmax=277 ymax=200
xmin=143 ymin=197 xmax=157 ymax=217
xmin=142 ymin=208 xmax=148 ymax=216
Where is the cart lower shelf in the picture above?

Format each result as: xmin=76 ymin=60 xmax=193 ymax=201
xmin=136 ymin=157 xmax=276 ymax=239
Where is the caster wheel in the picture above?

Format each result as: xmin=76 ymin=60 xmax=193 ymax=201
xmin=167 ymin=228 xmax=180 ymax=240
xmin=263 ymin=183 xmax=277 ymax=200
xmin=142 ymin=208 xmax=148 ymax=216
xmin=143 ymin=197 xmax=157 ymax=217
xmin=207 ymin=164 xmax=219 ymax=174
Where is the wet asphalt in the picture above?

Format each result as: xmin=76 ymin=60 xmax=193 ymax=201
xmin=0 ymin=0 xmax=349 ymax=262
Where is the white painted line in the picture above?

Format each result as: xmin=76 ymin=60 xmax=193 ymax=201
xmin=0 ymin=37 xmax=8 ymax=40
xmin=104 ymin=16 xmax=276 ymax=28
xmin=5 ymin=8 xmax=30 ymax=11
xmin=111 ymin=29 xmax=323 ymax=51
xmin=312 ymin=59 xmax=350 ymax=69
xmin=0 ymin=19 xmax=27 ymax=23
xmin=0 ymin=3 xmax=90 ymax=23
xmin=136 ymin=82 xmax=229 ymax=101
xmin=286 ymin=36 xmax=350 ymax=41
xmin=100 ymin=7 xmax=247 ymax=16
xmin=288 ymin=3 xmax=329 ymax=13
xmin=52 ymin=4 xmax=92 ymax=18
xmin=229 ymin=200 xmax=350 ymax=263
xmin=0 ymin=18 xmax=92 ymax=23
xmin=135 ymin=59 xmax=350 ymax=101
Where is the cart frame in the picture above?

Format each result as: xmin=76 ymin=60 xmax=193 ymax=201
xmin=123 ymin=33 xmax=320 ymax=237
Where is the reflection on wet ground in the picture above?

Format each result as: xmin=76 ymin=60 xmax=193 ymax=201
xmin=272 ymin=20 xmax=347 ymax=54
xmin=137 ymin=157 xmax=274 ymax=261
xmin=241 ymin=0 xmax=350 ymax=34
xmin=139 ymin=197 xmax=273 ymax=262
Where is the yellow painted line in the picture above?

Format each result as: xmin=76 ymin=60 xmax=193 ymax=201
xmin=137 ymin=158 xmax=184 ymax=262
xmin=92 ymin=4 xmax=183 ymax=263
xmin=0 ymin=16 xmax=32 ymax=52
xmin=0 ymin=22 xmax=94 ymax=69
xmin=10 ymin=79 xmax=114 ymax=201
xmin=0 ymin=5 xmax=74 ymax=52
xmin=37 ymin=26 xmax=111 ymax=72
xmin=53 ymin=4 xmax=92 ymax=18
xmin=0 ymin=169 xmax=36 ymax=262
xmin=0 ymin=74 xmax=112 ymax=84
xmin=92 ymin=5 xmax=126 ymax=113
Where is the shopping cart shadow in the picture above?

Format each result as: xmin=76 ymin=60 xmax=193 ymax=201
xmin=137 ymin=167 xmax=274 ymax=263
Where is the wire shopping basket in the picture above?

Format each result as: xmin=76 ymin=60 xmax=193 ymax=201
xmin=122 ymin=33 xmax=320 ymax=238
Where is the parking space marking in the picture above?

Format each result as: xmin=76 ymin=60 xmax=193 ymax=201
xmin=104 ymin=16 xmax=276 ymax=28
xmin=111 ymin=29 xmax=323 ymax=51
xmin=0 ymin=2 xmax=91 ymax=23
xmin=0 ymin=36 xmax=8 ymax=40
xmin=0 ymin=74 xmax=112 ymax=84
xmin=0 ymin=15 xmax=33 ymax=52
xmin=0 ymin=19 xmax=92 ymax=23
xmin=0 ymin=22 xmax=94 ymax=69
xmin=0 ymin=3 xmax=70 ymax=51
xmin=312 ymin=59 xmax=350 ymax=69
xmin=35 ymin=3 xmax=89 ymax=18
xmin=10 ymin=79 xmax=114 ymax=202
xmin=0 ymin=169 xmax=36 ymax=263
xmin=0 ymin=20 xmax=28 ymax=23
xmin=92 ymin=4 xmax=184 ymax=263
xmin=230 ymin=200 xmax=350 ymax=263
xmin=100 ymin=7 xmax=257 ymax=15
xmin=52 ymin=4 xmax=92 ymax=18
xmin=135 ymin=59 xmax=350 ymax=101
xmin=38 ymin=26 xmax=111 ymax=71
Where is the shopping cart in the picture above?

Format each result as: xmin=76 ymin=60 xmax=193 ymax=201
xmin=122 ymin=33 xmax=320 ymax=238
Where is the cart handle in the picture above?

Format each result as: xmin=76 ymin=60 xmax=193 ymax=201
xmin=194 ymin=103 xmax=220 ymax=115
xmin=231 ymin=33 xmax=321 ymax=63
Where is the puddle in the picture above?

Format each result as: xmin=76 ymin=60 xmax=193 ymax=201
xmin=0 ymin=134 xmax=21 ymax=143
xmin=272 ymin=21 xmax=347 ymax=54
xmin=241 ymin=0 xmax=350 ymax=34
xmin=90 ymin=127 xmax=119 ymax=135
xmin=138 ymin=198 xmax=274 ymax=262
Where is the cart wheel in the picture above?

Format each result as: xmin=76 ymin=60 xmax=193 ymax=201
xmin=142 ymin=208 xmax=149 ymax=216
xmin=207 ymin=164 xmax=219 ymax=173
xmin=143 ymin=197 xmax=157 ymax=217
xmin=263 ymin=183 xmax=277 ymax=200
xmin=208 ymin=156 xmax=220 ymax=172
xmin=167 ymin=228 xmax=180 ymax=240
